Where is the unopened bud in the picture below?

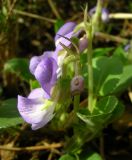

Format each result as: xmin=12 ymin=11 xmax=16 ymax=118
xmin=101 ymin=8 xmax=109 ymax=22
xmin=79 ymin=35 xmax=88 ymax=52
xmin=71 ymin=75 xmax=84 ymax=95
xmin=124 ymin=44 xmax=130 ymax=52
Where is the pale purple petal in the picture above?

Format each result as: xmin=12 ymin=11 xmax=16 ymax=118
xmin=17 ymin=95 xmax=45 ymax=124
xmin=55 ymin=32 xmax=74 ymax=50
xmin=28 ymin=88 xmax=49 ymax=99
xmin=34 ymin=57 xmax=58 ymax=96
xmin=29 ymin=56 xmax=42 ymax=75
xmin=43 ymin=51 xmax=55 ymax=59
xmin=29 ymin=51 xmax=54 ymax=75
xmin=29 ymin=51 xmax=58 ymax=97
xmin=17 ymin=92 xmax=55 ymax=130
xmin=55 ymin=22 xmax=76 ymax=42
xmin=79 ymin=36 xmax=88 ymax=52
xmin=31 ymin=105 xmax=55 ymax=130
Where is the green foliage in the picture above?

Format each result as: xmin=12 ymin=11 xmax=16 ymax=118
xmin=77 ymin=96 xmax=119 ymax=128
xmin=81 ymin=55 xmax=124 ymax=95
xmin=59 ymin=154 xmax=76 ymax=160
xmin=113 ymin=45 xmax=128 ymax=64
xmin=66 ymin=96 xmax=124 ymax=154
xmin=0 ymin=99 xmax=23 ymax=129
xmin=84 ymin=153 xmax=102 ymax=160
xmin=4 ymin=58 xmax=33 ymax=82
xmin=80 ymin=152 xmax=103 ymax=160
xmin=114 ymin=64 xmax=132 ymax=92
xmin=54 ymin=19 xmax=64 ymax=33
xmin=30 ymin=80 xmax=40 ymax=90
xmin=59 ymin=152 xmax=102 ymax=160
xmin=93 ymin=47 xmax=113 ymax=57
xmin=93 ymin=56 xmax=123 ymax=96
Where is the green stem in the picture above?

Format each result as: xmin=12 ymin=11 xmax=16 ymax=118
xmin=73 ymin=57 xmax=81 ymax=112
xmin=87 ymin=35 xmax=94 ymax=112
xmin=92 ymin=0 xmax=102 ymax=34
xmin=84 ymin=1 xmax=101 ymax=112
xmin=74 ymin=95 xmax=80 ymax=112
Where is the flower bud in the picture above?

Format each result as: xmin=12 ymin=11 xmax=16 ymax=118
xmin=101 ymin=8 xmax=109 ymax=22
xmin=70 ymin=75 xmax=84 ymax=95
xmin=124 ymin=44 xmax=130 ymax=52
xmin=79 ymin=35 xmax=88 ymax=52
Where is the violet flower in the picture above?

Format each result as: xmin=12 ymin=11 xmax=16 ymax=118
xmin=29 ymin=22 xmax=78 ymax=96
xmin=17 ymin=21 xmax=88 ymax=130
xmin=29 ymin=51 xmax=58 ymax=98
xmin=18 ymin=52 xmax=58 ymax=130
xmin=55 ymin=22 xmax=88 ymax=52
xmin=17 ymin=88 xmax=55 ymax=130
xmin=55 ymin=22 xmax=77 ymax=50
xmin=17 ymin=51 xmax=58 ymax=130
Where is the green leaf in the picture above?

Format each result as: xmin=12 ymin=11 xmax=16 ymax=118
xmin=85 ymin=153 xmax=102 ymax=160
xmin=77 ymin=96 xmax=118 ymax=127
xmin=93 ymin=56 xmax=123 ymax=95
xmin=80 ymin=152 xmax=103 ymax=160
xmin=59 ymin=154 xmax=76 ymax=160
xmin=4 ymin=58 xmax=33 ymax=82
xmin=113 ymin=46 xmax=127 ymax=64
xmin=109 ymin=101 xmax=125 ymax=122
xmin=93 ymin=47 xmax=113 ymax=57
xmin=93 ymin=96 xmax=118 ymax=123
xmin=114 ymin=64 xmax=132 ymax=92
xmin=0 ymin=99 xmax=23 ymax=129
xmin=54 ymin=19 xmax=64 ymax=33
xmin=30 ymin=80 xmax=40 ymax=90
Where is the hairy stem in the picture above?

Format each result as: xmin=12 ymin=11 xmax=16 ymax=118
xmin=87 ymin=30 xmax=94 ymax=112
xmin=74 ymin=95 xmax=80 ymax=112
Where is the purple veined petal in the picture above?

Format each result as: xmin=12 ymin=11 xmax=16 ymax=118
xmin=29 ymin=56 xmax=42 ymax=75
xmin=79 ymin=36 xmax=88 ymax=52
xmin=17 ymin=94 xmax=55 ymax=130
xmin=55 ymin=22 xmax=76 ymax=42
xmin=18 ymin=95 xmax=44 ymax=124
xmin=34 ymin=57 xmax=58 ymax=97
xmin=31 ymin=104 xmax=55 ymax=130
xmin=29 ymin=51 xmax=54 ymax=75
xmin=55 ymin=31 xmax=74 ymax=50
xmin=43 ymin=51 xmax=55 ymax=59
xmin=28 ymin=88 xmax=49 ymax=99
xmin=43 ymin=51 xmax=58 ymax=67
xmin=101 ymin=8 xmax=109 ymax=22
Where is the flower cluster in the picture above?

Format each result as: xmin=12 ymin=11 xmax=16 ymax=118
xmin=17 ymin=22 xmax=87 ymax=130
